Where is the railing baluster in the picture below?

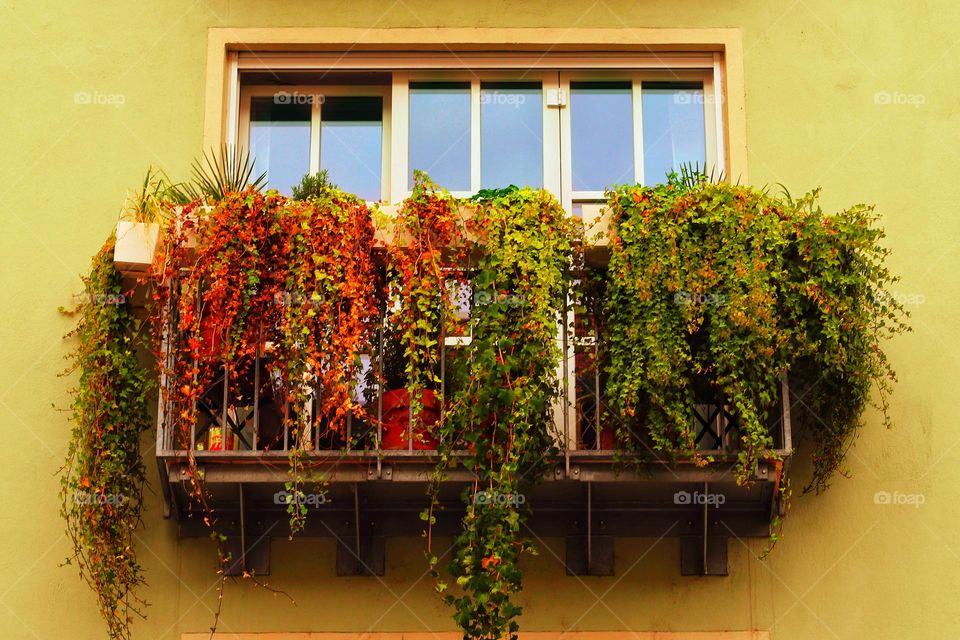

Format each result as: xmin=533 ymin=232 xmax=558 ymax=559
xmin=594 ymin=338 xmax=600 ymax=451
xmin=252 ymin=327 xmax=260 ymax=452
xmin=562 ymin=291 xmax=570 ymax=475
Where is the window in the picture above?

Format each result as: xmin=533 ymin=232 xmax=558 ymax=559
xmin=408 ymin=82 xmax=471 ymax=190
xmin=569 ymin=81 xmax=634 ymax=191
xmin=641 ymin=82 xmax=707 ymax=185
xmin=247 ymin=98 xmax=311 ymax=196
xmin=480 ymin=82 xmax=543 ymax=189
xmin=320 ymin=96 xmax=383 ymax=201
xmin=237 ymin=66 xmax=719 ymax=208
xmin=239 ymin=83 xmax=390 ymax=198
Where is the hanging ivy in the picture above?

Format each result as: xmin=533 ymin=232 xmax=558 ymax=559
xmin=425 ymin=187 xmax=580 ymax=640
xmin=603 ymin=173 xmax=909 ymax=489
xmin=60 ymin=238 xmax=153 ymax=640
xmin=387 ymin=171 xmax=469 ymax=430
xmin=153 ymin=174 xmax=378 ymax=536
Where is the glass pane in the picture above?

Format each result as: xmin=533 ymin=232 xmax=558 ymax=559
xmin=409 ymin=83 xmax=471 ymax=191
xmin=249 ymin=97 xmax=311 ymax=196
xmin=642 ymin=83 xmax=706 ymax=185
xmin=481 ymin=82 xmax=542 ymax=189
xmin=571 ymin=82 xmax=634 ymax=191
xmin=321 ymin=96 xmax=383 ymax=201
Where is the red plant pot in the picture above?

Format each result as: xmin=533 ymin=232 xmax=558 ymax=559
xmin=598 ymin=427 xmax=617 ymax=450
xmin=380 ymin=389 xmax=440 ymax=450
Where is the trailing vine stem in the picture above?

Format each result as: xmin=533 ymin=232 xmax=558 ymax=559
xmin=59 ymin=237 xmax=153 ymax=640
xmin=422 ymin=186 xmax=580 ymax=640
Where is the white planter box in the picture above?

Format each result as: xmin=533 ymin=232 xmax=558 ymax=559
xmin=114 ymin=220 xmax=159 ymax=274
xmin=373 ymin=203 xmax=478 ymax=247
xmin=580 ymin=203 xmax=610 ymax=247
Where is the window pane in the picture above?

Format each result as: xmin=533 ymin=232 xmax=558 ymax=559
xmin=481 ymin=82 xmax=542 ymax=189
xmin=571 ymin=82 xmax=634 ymax=191
xmin=409 ymin=83 xmax=471 ymax=191
xmin=249 ymin=97 xmax=311 ymax=196
xmin=321 ymin=96 xmax=383 ymax=201
xmin=642 ymin=83 xmax=706 ymax=185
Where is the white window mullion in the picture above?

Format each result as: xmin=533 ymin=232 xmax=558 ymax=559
xmin=542 ymin=70 xmax=562 ymax=202
xmin=226 ymin=52 xmax=240 ymax=147
xmin=309 ymin=96 xmax=321 ymax=175
xmin=712 ymin=53 xmax=726 ymax=178
xmin=470 ymin=78 xmax=481 ymax=194
xmin=558 ymin=71 xmax=573 ymax=214
xmin=390 ymin=73 xmax=409 ymax=203
xmin=632 ymin=77 xmax=645 ymax=185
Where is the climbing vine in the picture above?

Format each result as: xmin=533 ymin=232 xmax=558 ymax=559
xmin=153 ymin=175 xmax=379 ymax=535
xmin=60 ymin=238 xmax=152 ymax=640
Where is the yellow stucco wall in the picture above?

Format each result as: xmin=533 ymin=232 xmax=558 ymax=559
xmin=1 ymin=1 xmax=956 ymax=638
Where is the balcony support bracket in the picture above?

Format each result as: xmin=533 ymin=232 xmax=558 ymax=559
xmin=336 ymin=483 xmax=385 ymax=576
xmin=680 ymin=483 xmax=728 ymax=576
xmin=565 ymin=483 xmax=614 ymax=575
xmin=224 ymin=484 xmax=271 ymax=576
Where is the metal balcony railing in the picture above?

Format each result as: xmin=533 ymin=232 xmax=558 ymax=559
xmin=153 ymin=282 xmax=794 ymax=577
xmin=155 ymin=299 xmax=793 ymax=470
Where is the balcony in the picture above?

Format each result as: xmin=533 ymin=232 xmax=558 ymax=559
xmin=154 ymin=280 xmax=793 ymax=578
